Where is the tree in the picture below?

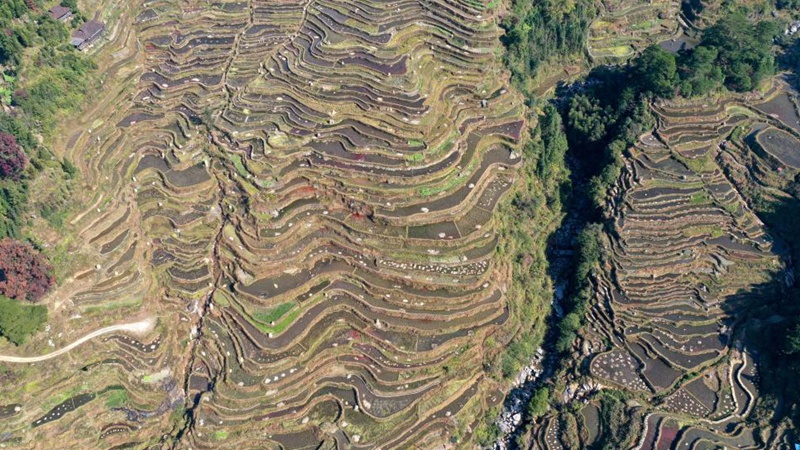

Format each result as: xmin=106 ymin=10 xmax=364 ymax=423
xmin=567 ymin=94 xmax=610 ymax=147
xmin=0 ymin=295 xmax=46 ymax=344
xmin=786 ymin=322 xmax=800 ymax=355
xmin=35 ymin=14 xmax=68 ymax=46
xmin=0 ymin=131 xmax=26 ymax=180
xmin=556 ymin=330 xmax=577 ymax=352
xmin=678 ymin=46 xmax=723 ymax=96
xmin=60 ymin=0 xmax=78 ymax=11
xmin=537 ymin=104 xmax=568 ymax=182
xmin=501 ymin=0 xmax=597 ymax=95
xmin=632 ymin=45 xmax=678 ymax=98
xmin=527 ymin=386 xmax=550 ymax=418
xmin=0 ymin=238 xmax=55 ymax=302
xmin=0 ymin=25 xmax=24 ymax=66
xmin=699 ymin=14 xmax=778 ymax=92
xmin=0 ymin=113 xmax=35 ymax=149
xmin=0 ymin=0 xmax=27 ymax=21
xmin=0 ymin=182 xmax=26 ymax=238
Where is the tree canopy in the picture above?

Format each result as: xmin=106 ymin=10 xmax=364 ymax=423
xmin=678 ymin=46 xmax=724 ymax=97
xmin=0 ymin=132 xmax=27 ymax=180
xmin=0 ymin=238 xmax=55 ymax=302
xmin=632 ymin=45 xmax=678 ymax=98
xmin=528 ymin=387 xmax=551 ymax=418
xmin=695 ymin=14 xmax=778 ymax=92
xmin=787 ymin=323 xmax=800 ymax=355
xmin=502 ymin=0 xmax=596 ymax=95
xmin=622 ymin=15 xmax=779 ymax=100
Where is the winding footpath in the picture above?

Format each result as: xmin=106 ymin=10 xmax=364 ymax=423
xmin=0 ymin=318 xmax=155 ymax=363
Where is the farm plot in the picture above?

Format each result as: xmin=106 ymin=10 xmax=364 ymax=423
xmin=588 ymin=0 xmax=681 ymax=60
xmin=756 ymin=127 xmax=800 ymax=169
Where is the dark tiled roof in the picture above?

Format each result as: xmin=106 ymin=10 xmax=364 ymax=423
xmin=71 ymin=20 xmax=105 ymax=46
xmin=80 ymin=21 xmax=105 ymax=38
xmin=49 ymin=6 xmax=72 ymax=19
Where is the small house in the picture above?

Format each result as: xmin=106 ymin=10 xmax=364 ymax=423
xmin=70 ymin=20 xmax=105 ymax=50
xmin=49 ymin=6 xmax=73 ymax=22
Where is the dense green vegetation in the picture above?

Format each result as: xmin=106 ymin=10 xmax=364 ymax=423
xmin=0 ymin=131 xmax=28 ymax=237
xmin=632 ymin=45 xmax=680 ymax=98
xmin=1 ymin=2 xmax=96 ymax=135
xmin=698 ymin=14 xmax=778 ymax=91
xmin=495 ymin=104 xmax=570 ymax=380
xmin=0 ymin=295 xmax=47 ymax=345
xmin=501 ymin=0 xmax=597 ymax=96
xmin=556 ymin=223 xmax=602 ymax=353
xmin=499 ymin=1 xmax=785 ymax=441
xmin=628 ymin=15 xmax=779 ymax=98
xmin=593 ymin=391 xmax=640 ymax=450
xmin=502 ymin=0 xmax=778 ymax=99
xmin=0 ymin=1 xmax=94 ymax=240
xmin=0 ymin=1 xmax=96 ymax=344
xmin=535 ymin=104 xmax=569 ymax=184
xmin=566 ymin=68 xmax=654 ymax=202
xmin=682 ymin=0 xmax=793 ymax=24
xmin=545 ymin=60 xmax=657 ymax=365
xmin=474 ymin=406 xmax=502 ymax=446
xmin=778 ymin=32 xmax=800 ymax=91
xmin=527 ymin=386 xmax=550 ymax=419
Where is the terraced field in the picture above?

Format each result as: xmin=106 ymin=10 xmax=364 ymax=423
xmin=0 ymin=0 xmax=528 ymax=447
xmin=588 ymin=0 xmax=682 ymax=60
xmin=528 ymin=79 xmax=800 ymax=449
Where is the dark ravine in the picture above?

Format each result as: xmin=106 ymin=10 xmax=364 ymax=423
xmin=493 ymin=152 xmax=593 ymax=449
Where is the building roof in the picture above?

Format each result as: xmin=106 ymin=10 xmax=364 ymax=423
xmin=80 ymin=20 xmax=105 ymax=38
xmin=49 ymin=6 xmax=72 ymax=20
xmin=71 ymin=20 xmax=105 ymax=46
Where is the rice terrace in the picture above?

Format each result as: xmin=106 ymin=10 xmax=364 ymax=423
xmin=1 ymin=0 xmax=800 ymax=449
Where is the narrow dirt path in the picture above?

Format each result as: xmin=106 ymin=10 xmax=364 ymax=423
xmin=0 ymin=318 xmax=155 ymax=363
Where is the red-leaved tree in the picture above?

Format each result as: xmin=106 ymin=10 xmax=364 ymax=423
xmin=0 ymin=132 xmax=27 ymax=180
xmin=0 ymin=238 xmax=55 ymax=302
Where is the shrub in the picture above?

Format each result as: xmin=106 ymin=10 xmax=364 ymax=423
xmin=0 ymin=295 xmax=46 ymax=345
xmin=0 ymin=238 xmax=55 ymax=302
xmin=0 ymin=131 xmax=26 ymax=179
xmin=0 ymin=113 xmax=35 ymax=149
xmin=786 ymin=322 xmax=800 ymax=355
xmin=0 ymin=182 xmax=26 ymax=238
